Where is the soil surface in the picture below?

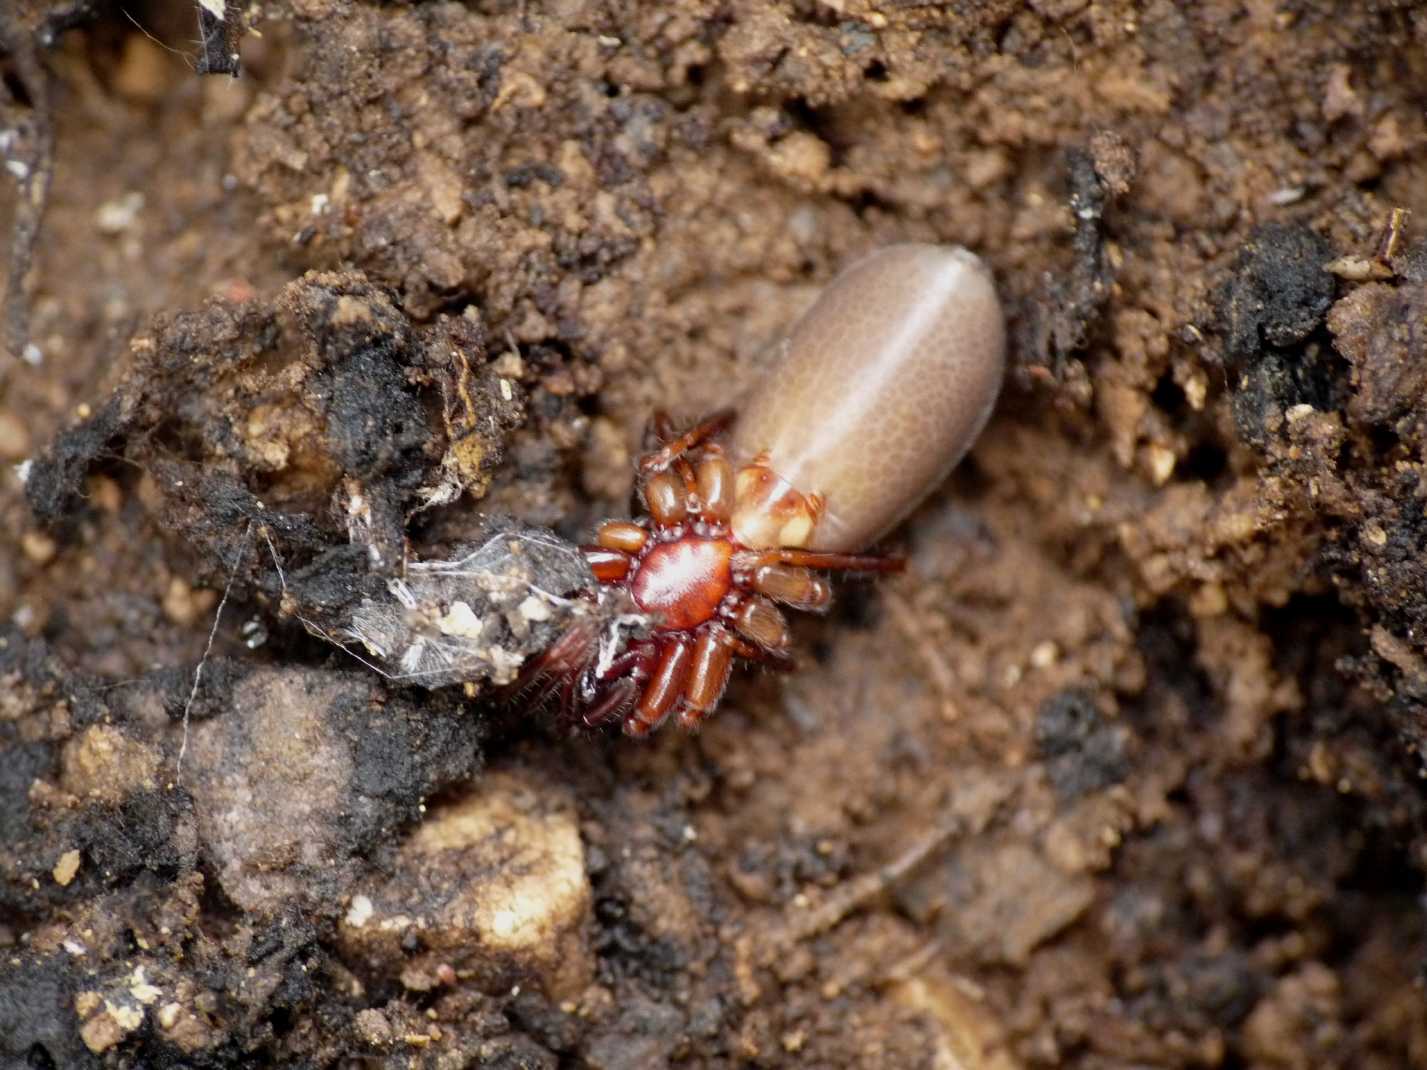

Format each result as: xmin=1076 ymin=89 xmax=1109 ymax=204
xmin=4 ymin=1 xmax=1427 ymax=1067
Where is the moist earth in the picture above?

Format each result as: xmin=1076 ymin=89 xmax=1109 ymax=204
xmin=3 ymin=1 xmax=1427 ymax=1067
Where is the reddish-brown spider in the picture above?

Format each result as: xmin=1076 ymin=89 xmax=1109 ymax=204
xmin=527 ymin=243 xmax=1005 ymax=737
xmin=551 ymin=409 xmax=902 ymax=737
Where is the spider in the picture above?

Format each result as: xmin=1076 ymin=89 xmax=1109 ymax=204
xmin=566 ymin=409 xmax=903 ymax=736
xmin=526 ymin=242 xmax=1005 ymax=737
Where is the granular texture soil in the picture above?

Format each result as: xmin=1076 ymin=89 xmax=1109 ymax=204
xmin=4 ymin=1 xmax=1427 ymax=1067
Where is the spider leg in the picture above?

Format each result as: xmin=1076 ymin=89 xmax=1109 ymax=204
xmin=644 ymin=470 xmax=690 ymax=525
xmin=678 ymin=628 xmax=735 ymax=730
xmin=504 ymin=616 xmax=598 ymax=708
xmin=560 ymin=668 xmax=580 ymax=721
xmin=731 ymin=595 xmax=792 ymax=657
xmin=651 ymin=409 xmax=678 ymax=443
xmin=695 ymin=452 xmax=735 ymax=522
xmin=582 ymin=545 xmax=632 ymax=582
xmin=624 ymin=638 xmax=694 ymax=737
xmin=735 ymin=548 xmax=905 ymax=574
xmin=674 ymin=456 xmax=699 ymax=499
xmin=750 ymin=564 xmax=832 ymax=612
xmin=639 ymin=409 xmax=737 ymax=474
xmin=582 ymin=677 xmax=639 ymax=728
xmin=596 ymin=521 xmax=649 ymax=553
xmin=716 ymin=631 xmax=796 ymax=674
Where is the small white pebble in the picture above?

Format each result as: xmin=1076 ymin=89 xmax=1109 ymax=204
xmin=437 ymin=600 xmax=484 ymax=639
xmin=1030 ymin=640 xmax=1059 ymax=669
xmin=95 ymin=192 xmax=144 ymax=235
xmin=106 ymin=999 xmax=144 ymax=1031
xmin=1146 ymin=445 xmax=1176 ymax=486
xmin=20 ymin=343 xmax=43 ymax=366
xmin=518 ymin=595 xmax=552 ymax=622
xmin=129 ymin=967 xmax=162 ymax=1006
xmin=345 ymin=895 xmax=374 ymax=928
xmin=52 ymin=848 xmax=80 ymax=885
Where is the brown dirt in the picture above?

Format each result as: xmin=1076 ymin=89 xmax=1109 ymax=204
xmin=4 ymin=1 xmax=1427 ymax=1067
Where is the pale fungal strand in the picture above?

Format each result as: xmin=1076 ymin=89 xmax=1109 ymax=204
xmin=730 ymin=243 xmax=1005 ymax=552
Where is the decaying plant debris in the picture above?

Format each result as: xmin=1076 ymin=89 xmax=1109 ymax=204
xmin=4 ymin=1 xmax=1427 ymax=1067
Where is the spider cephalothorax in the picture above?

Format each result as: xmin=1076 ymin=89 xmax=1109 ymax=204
xmin=569 ymin=410 xmax=901 ymax=736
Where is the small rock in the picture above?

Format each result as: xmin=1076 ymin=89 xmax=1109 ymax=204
xmin=355 ymin=1007 xmax=395 ymax=1048
xmin=21 ymin=532 xmax=57 ymax=565
xmin=76 ymin=993 xmax=144 ymax=1054
xmin=52 ymin=849 xmax=80 ymax=886
xmin=60 ymin=725 xmax=161 ymax=804
xmin=0 ymin=411 xmax=30 ymax=459
xmin=341 ymin=768 xmax=593 ymax=999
